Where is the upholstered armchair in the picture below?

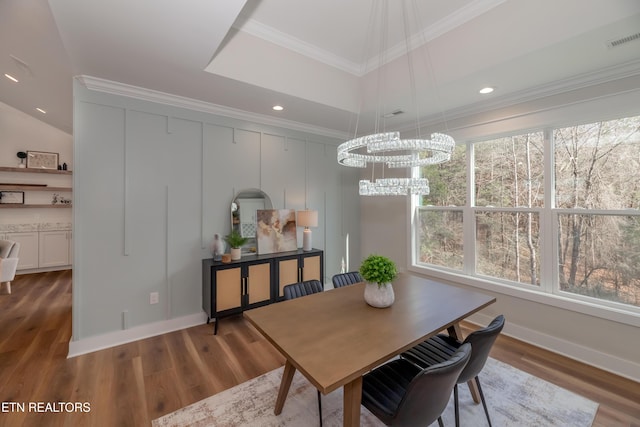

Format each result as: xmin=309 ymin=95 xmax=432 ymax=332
xmin=0 ymin=240 xmax=20 ymax=294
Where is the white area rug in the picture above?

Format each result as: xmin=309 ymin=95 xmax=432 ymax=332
xmin=153 ymin=358 xmax=598 ymax=427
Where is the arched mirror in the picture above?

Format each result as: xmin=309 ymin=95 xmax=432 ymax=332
xmin=231 ymin=189 xmax=273 ymax=253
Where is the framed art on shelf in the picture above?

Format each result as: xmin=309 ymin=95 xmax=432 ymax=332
xmin=26 ymin=150 xmax=59 ymax=170
xmin=0 ymin=191 xmax=25 ymax=204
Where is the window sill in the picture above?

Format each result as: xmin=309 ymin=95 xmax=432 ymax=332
xmin=408 ymin=264 xmax=640 ymax=328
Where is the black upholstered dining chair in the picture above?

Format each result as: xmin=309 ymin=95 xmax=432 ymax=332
xmin=283 ymin=279 xmax=324 ymax=299
xmin=362 ymin=343 xmax=472 ymax=427
xmin=282 ymin=279 xmax=324 ymax=426
xmin=401 ymin=315 xmax=505 ymax=427
xmin=331 ymin=271 xmax=363 ymax=288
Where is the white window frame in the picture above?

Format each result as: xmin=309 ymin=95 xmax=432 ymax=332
xmin=410 ymin=119 xmax=640 ymax=328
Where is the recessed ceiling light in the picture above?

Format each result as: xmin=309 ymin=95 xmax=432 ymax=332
xmin=4 ymin=73 xmax=19 ymax=83
xmin=36 ymin=108 xmax=47 ymax=114
xmin=272 ymin=105 xmax=284 ymax=111
xmin=479 ymin=87 xmax=495 ymax=94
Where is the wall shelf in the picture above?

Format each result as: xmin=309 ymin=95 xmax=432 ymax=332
xmin=0 ymin=185 xmax=72 ymax=192
xmin=0 ymin=166 xmax=73 ymax=208
xmin=0 ymin=204 xmax=71 ymax=209
xmin=0 ymin=166 xmax=72 ymax=175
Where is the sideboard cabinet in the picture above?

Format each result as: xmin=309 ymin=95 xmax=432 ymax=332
xmin=202 ymin=248 xmax=324 ymax=334
xmin=274 ymin=250 xmax=322 ymax=299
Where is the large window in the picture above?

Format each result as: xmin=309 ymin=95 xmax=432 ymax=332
xmin=414 ymin=115 xmax=640 ymax=311
xmin=415 ymin=144 xmax=465 ymax=270
xmin=474 ymin=133 xmax=544 ymax=286
xmin=554 ymin=117 xmax=640 ymax=307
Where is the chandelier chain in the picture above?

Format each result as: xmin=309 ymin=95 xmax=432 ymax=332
xmin=337 ymin=0 xmax=455 ymax=196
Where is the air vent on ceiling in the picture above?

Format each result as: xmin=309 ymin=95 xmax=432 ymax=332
xmin=10 ymin=54 xmax=33 ymax=77
xmin=606 ymin=32 xmax=640 ymax=49
xmin=382 ymin=109 xmax=405 ymax=118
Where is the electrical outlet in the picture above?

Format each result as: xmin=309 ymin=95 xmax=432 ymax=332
xmin=149 ymin=292 xmax=159 ymax=304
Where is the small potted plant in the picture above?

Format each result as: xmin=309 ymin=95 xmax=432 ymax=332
xmin=224 ymin=229 xmax=248 ymax=261
xmin=359 ymin=254 xmax=398 ymax=308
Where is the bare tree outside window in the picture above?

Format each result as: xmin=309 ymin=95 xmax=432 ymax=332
xmin=555 ymin=116 xmax=640 ymax=307
xmin=414 ymin=114 xmax=640 ymax=310
xmin=475 ymin=133 xmax=544 ymax=209
xmin=475 ymin=211 xmax=540 ymax=285
xmin=417 ymin=209 xmax=463 ymax=269
xmin=473 ymin=133 xmax=544 ymax=286
xmin=416 ymin=145 xmax=465 ymax=270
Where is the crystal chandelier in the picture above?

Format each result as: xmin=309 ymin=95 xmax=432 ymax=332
xmin=336 ymin=0 xmax=455 ymax=196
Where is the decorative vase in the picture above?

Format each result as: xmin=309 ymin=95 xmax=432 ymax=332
xmin=364 ymin=282 xmax=395 ymax=308
xmin=210 ymin=233 xmax=225 ymax=261
xmin=230 ymin=247 xmax=242 ymax=261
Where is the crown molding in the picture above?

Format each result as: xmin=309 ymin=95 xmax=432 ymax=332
xmin=363 ymin=0 xmax=507 ymax=75
xmin=396 ymin=59 xmax=640 ymax=133
xmin=75 ymin=76 xmax=350 ymax=141
xmin=75 ymin=59 xmax=640 ymax=146
xmin=235 ymin=0 xmax=506 ymax=77
xmin=233 ymin=17 xmax=362 ymax=76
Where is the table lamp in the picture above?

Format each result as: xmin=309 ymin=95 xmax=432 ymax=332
xmin=297 ymin=210 xmax=318 ymax=251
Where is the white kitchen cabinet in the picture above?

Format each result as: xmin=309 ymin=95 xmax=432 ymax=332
xmin=1 ymin=224 xmax=72 ymax=272
xmin=5 ymin=232 xmax=39 ymax=270
xmin=39 ymin=230 xmax=72 ymax=268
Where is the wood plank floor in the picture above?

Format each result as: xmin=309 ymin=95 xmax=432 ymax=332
xmin=1 ymin=270 xmax=638 ymax=426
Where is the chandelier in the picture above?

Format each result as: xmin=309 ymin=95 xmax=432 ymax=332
xmin=336 ymin=0 xmax=455 ymax=196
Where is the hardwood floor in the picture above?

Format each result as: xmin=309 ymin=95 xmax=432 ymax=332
xmin=1 ymin=271 xmax=638 ymax=426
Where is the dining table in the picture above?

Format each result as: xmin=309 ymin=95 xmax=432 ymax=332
xmin=243 ymin=273 xmax=496 ymax=427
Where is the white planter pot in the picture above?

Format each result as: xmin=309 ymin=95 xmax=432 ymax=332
xmin=230 ymin=247 xmax=242 ymax=261
xmin=364 ymin=282 xmax=395 ymax=308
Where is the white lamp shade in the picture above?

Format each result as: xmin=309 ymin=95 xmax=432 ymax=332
xmin=297 ymin=210 xmax=317 ymax=251
xmin=297 ymin=210 xmax=318 ymax=228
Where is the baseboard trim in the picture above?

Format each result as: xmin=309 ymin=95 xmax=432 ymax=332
xmin=66 ymin=309 xmax=639 ymax=384
xmin=467 ymin=312 xmax=640 ymax=384
xmin=67 ymin=312 xmax=208 ymax=358
xmin=17 ymin=266 xmax=71 ymax=275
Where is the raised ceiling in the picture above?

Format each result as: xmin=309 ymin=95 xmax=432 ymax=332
xmin=1 ymin=0 xmax=639 ymax=138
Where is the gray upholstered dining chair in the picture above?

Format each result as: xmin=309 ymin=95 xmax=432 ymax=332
xmin=0 ymin=240 xmax=20 ymax=295
xmin=401 ymin=315 xmax=505 ymax=427
xmin=331 ymin=271 xmax=363 ymax=288
xmin=362 ymin=343 xmax=472 ymax=427
xmin=282 ymin=279 xmax=324 ymax=426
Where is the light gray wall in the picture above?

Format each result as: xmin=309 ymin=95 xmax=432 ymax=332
xmin=360 ymin=75 xmax=640 ymax=381
xmin=358 ymin=166 xmax=409 ymax=270
xmin=72 ymin=81 xmax=360 ymax=341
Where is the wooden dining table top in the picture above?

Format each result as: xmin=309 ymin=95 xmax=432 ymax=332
xmin=244 ymin=273 xmax=496 ymax=395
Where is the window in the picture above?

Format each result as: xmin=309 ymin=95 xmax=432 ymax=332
xmin=554 ymin=117 xmax=640 ymax=306
xmin=414 ymin=115 xmax=640 ymax=312
xmin=416 ymin=209 xmax=463 ymax=270
xmin=415 ymin=144 xmax=465 ymax=270
xmin=474 ymin=133 xmax=544 ymax=286
xmin=474 ymin=133 xmax=544 ymax=209
xmin=475 ymin=210 xmax=540 ymax=286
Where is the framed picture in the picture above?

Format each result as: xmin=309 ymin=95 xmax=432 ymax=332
xmin=26 ymin=150 xmax=59 ymax=170
xmin=256 ymin=209 xmax=298 ymax=255
xmin=0 ymin=191 xmax=25 ymax=204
